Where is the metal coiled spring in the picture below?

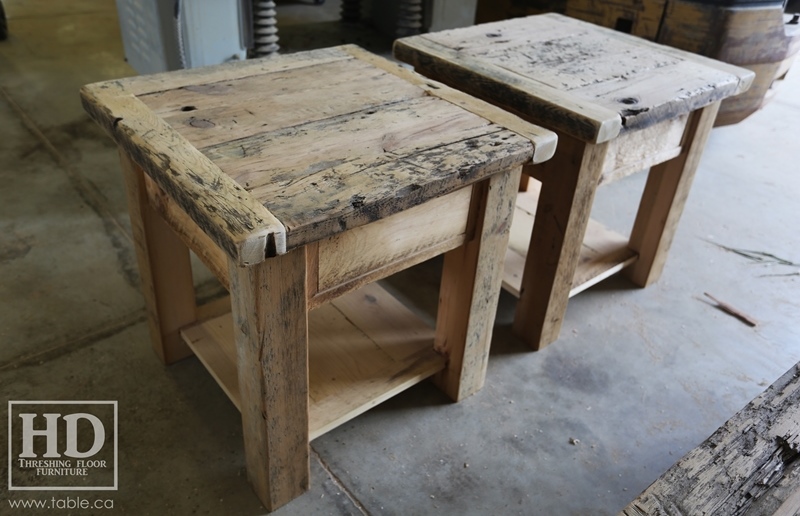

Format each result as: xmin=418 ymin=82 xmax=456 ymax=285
xmin=396 ymin=0 xmax=423 ymax=37
xmin=252 ymin=0 xmax=279 ymax=57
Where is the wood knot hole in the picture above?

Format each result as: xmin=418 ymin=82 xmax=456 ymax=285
xmin=181 ymin=105 xmax=197 ymax=112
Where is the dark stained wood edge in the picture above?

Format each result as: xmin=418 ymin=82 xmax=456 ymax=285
xmin=621 ymin=363 xmax=800 ymax=516
xmin=81 ymin=82 xmax=286 ymax=265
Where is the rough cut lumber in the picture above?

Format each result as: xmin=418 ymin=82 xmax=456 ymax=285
xmin=621 ymin=362 xmax=800 ymax=516
xmin=228 ymin=248 xmax=309 ymax=511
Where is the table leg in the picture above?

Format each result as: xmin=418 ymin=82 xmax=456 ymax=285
xmin=434 ymin=166 xmax=522 ymax=401
xmin=625 ymin=102 xmax=721 ymax=287
xmin=119 ymin=151 xmax=196 ymax=364
xmin=512 ymin=135 xmax=610 ymax=350
xmin=228 ymin=248 xmax=309 ymax=511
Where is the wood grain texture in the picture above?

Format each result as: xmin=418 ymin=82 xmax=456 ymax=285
xmin=624 ymin=102 xmax=720 ymax=287
xmin=511 ymin=134 xmax=610 ymax=350
xmin=119 ymin=151 xmax=196 ymax=364
xmin=434 ymin=166 xmax=522 ymax=401
xmin=503 ymin=186 xmax=638 ymax=298
xmin=344 ymin=45 xmax=558 ymax=164
xmin=394 ymin=13 xmax=753 ymax=140
xmin=143 ymin=58 xmax=425 ymax=149
xmin=143 ymin=174 xmax=230 ymax=290
xmin=317 ymin=187 xmax=471 ymax=293
xmin=82 ymin=85 xmax=286 ymax=265
xmin=83 ymin=46 xmax=551 ymax=256
xmin=180 ymin=282 xmax=444 ymax=441
xmin=599 ymin=114 xmax=686 ymax=186
xmin=394 ymin=34 xmax=622 ymax=144
xmin=621 ymin=363 xmax=800 ymax=516
xmin=228 ymin=248 xmax=309 ymax=511
xmin=118 ymin=47 xmax=352 ymax=97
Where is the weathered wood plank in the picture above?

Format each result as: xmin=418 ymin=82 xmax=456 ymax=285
xmin=141 ymin=58 xmax=425 ymax=149
xmin=621 ymin=363 xmax=800 ymax=516
xmin=116 ymin=46 xmax=353 ymax=96
xmin=394 ymin=34 xmax=622 ymax=144
xmin=81 ymin=85 xmax=286 ymax=264
xmin=434 ymin=166 xmax=522 ymax=401
xmin=219 ymin=120 xmax=532 ymax=250
xmin=119 ymin=151 xmax=196 ymax=364
xmin=204 ymin=95 xmax=498 ymax=191
xmin=342 ymin=45 xmax=558 ymax=164
xmin=395 ymin=13 xmax=753 ymax=139
xmin=228 ymin=248 xmax=309 ymax=512
xmin=84 ymin=46 xmax=554 ymax=256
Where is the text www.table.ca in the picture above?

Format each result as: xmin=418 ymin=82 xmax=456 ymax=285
xmin=8 ymin=497 xmax=114 ymax=510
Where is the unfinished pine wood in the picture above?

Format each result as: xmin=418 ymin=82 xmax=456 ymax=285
xmin=434 ymin=166 xmax=522 ymax=400
xmin=181 ymin=282 xmax=443 ymax=440
xmin=624 ymin=102 xmax=720 ymax=287
xmin=621 ymin=362 xmax=800 ymax=516
xmin=317 ymin=186 xmax=471 ymax=293
xmin=503 ymin=187 xmax=638 ymax=298
xmin=511 ymin=134 xmax=609 ymax=350
xmin=394 ymin=13 xmax=753 ymax=140
xmin=143 ymin=174 xmax=230 ymax=290
xmin=119 ymin=151 xmax=196 ymax=364
xmin=228 ymin=248 xmax=308 ymax=512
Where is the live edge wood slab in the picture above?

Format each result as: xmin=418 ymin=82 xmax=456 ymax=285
xmin=81 ymin=45 xmax=555 ymax=511
xmin=395 ymin=14 xmax=755 ymax=350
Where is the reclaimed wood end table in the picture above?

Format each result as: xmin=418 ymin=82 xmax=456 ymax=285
xmin=81 ymin=45 xmax=555 ymax=510
xmin=395 ymin=14 xmax=755 ymax=350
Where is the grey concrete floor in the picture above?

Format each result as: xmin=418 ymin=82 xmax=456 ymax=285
xmin=1 ymin=0 xmax=799 ymax=514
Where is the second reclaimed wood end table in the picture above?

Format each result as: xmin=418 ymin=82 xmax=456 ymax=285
xmin=81 ymin=45 xmax=555 ymax=510
xmin=395 ymin=13 xmax=755 ymax=350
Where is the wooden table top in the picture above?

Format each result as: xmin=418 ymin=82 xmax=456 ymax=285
xmin=395 ymin=14 xmax=755 ymax=144
xmin=82 ymin=45 xmax=555 ymax=266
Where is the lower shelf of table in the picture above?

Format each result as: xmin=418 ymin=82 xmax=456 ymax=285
xmin=503 ymin=187 xmax=639 ymax=298
xmin=180 ymin=282 xmax=444 ymax=441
